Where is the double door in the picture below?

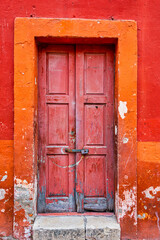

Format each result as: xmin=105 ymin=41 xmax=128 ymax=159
xmin=38 ymin=44 xmax=115 ymax=213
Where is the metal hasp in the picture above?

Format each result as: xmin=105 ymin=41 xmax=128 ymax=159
xmin=65 ymin=148 xmax=89 ymax=155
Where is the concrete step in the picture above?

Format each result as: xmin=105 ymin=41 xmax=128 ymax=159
xmin=33 ymin=215 xmax=120 ymax=240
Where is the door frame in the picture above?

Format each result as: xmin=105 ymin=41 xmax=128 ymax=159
xmin=14 ymin=18 xmax=137 ymax=239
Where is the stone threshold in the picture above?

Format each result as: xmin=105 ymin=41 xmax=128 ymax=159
xmin=33 ymin=214 xmax=120 ymax=240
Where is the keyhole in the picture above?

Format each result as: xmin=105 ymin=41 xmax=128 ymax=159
xmin=96 ymin=106 xmax=98 ymax=109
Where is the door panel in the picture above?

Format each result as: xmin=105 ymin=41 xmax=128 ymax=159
xmin=47 ymin=53 xmax=69 ymax=94
xmin=84 ymin=53 xmax=105 ymax=94
xmin=38 ymin=44 xmax=114 ymax=213
xmin=38 ymin=45 xmax=76 ymax=213
xmin=76 ymin=45 xmax=114 ymax=212
xmin=47 ymin=155 xmax=69 ymax=197
xmin=47 ymin=104 xmax=69 ymax=145
xmin=84 ymin=156 xmax=105 ymax=197
xmin=85 ymin=104 xmax=104 ymax=145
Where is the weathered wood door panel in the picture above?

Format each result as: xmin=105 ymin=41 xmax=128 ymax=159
xmin=38 ymin=45 xmax=76 ymax=212
xmin=38 ymin=44 xmax=114 ymax=213
xmin=76 ymin=45 xmax=115 ymax=212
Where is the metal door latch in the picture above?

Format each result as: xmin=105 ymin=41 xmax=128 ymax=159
xmin=65 ymin=148 xmax=89 ymax=155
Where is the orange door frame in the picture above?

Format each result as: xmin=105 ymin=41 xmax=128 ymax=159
xmin=14 ymin=18 xmax=137 ymax=239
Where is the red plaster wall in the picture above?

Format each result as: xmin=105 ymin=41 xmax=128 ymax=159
xmin=0 ymin=0 xmax=160 ymax=239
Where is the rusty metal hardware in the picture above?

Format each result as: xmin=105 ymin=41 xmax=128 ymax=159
xmin=65 ymin=148 xmax=89 ymax=155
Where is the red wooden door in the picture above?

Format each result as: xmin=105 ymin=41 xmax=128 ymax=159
xmin=38 ymin=44 xmax=114 ymax=213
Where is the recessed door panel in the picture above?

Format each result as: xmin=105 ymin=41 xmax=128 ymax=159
xmin=84 ymin=53 xmax=105 ymax=94
xmin=47 ymin=53 xmax=69 ymax=94
xmin=48 ymin=104 xmax=68 ymax=145
xmin=85 ymin=104 xmax=104 ymax=145
xmin=84 ymin=155 xmax=105 ymax=197
xmin=47 ymin=155 xmax=69 ymax=197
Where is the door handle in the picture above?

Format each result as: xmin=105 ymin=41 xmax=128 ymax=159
xmin=65 ymin=148 xmax=89 ymax=155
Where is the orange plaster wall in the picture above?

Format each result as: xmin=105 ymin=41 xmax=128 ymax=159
xmin=0 ymin=140 xmax=13 ymax=237
xmin=13 ymin=18 xmax=137 ymax=240
xmin=137 ymin=142 xmax=160 ymax=239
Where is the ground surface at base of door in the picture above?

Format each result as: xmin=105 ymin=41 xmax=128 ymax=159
xmin=38 ymin=44 xmax=115 ymax=213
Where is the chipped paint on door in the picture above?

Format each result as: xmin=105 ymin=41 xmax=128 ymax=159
xmin=38 ymin=45 xmax=76 ymax=212
xmin=38 ymin=44 xmax=115 ymax=213
xmin=76 ymin=45 xmax=115 ymax=212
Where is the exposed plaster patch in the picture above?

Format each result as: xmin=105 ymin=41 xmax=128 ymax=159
xmin=138 ymin=213 xmax=147 ymax=220
xmin=14 ymin=177 xmax=35 ymax=239
xmin=24 ymin=226 xmax=32 ymax=239
xmin=1 ymin=174 xmax=7 ymax=182
xmin=142 ymin=186 xmax=160 ymax=199
xmin=118 ymin=187 xmax=136 ymax=224
xmin=14 ymin=177 xmax=34 ymax=215
xmin=0 ymin=189 xmax=6 ymax=200
xmin=14 ymin=178 xmax=33 ymax=201
xmin=118 ymin=101 xmax=128 ymax=119
xmin=14 ymin=224 xmax=32 ymax=240
xmin=123 ymin=137 xmax=129 ymax=144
